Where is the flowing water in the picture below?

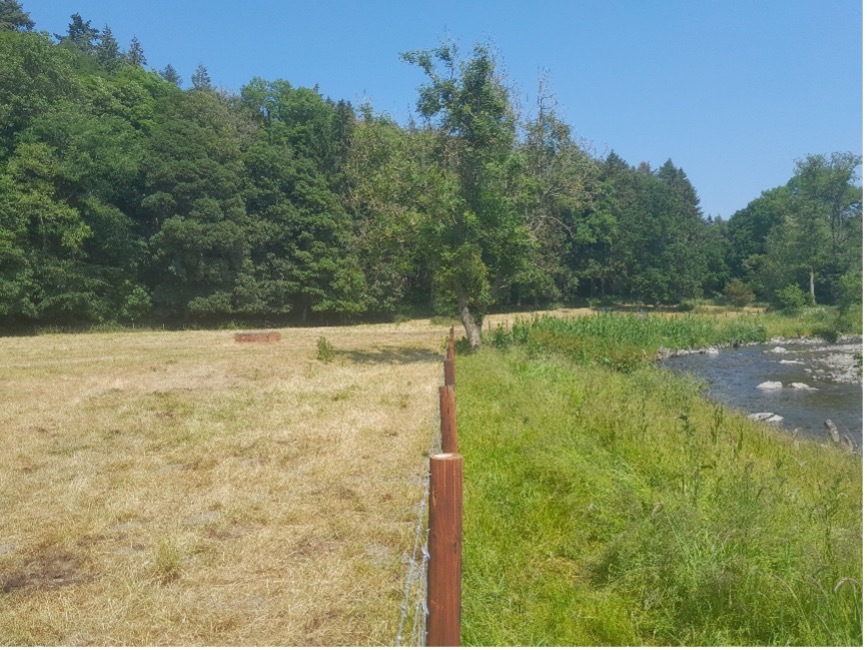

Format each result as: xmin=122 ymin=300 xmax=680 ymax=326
xmin=662 ymin=339 xmax=863 ymax=446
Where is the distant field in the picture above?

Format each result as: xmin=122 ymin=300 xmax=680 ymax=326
xmin=0 ymin=320 xmax=451 ymax=645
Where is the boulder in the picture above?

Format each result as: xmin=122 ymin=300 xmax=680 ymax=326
xmin=749 ymin=412 xmax=784 ymax=423
xmin=825 ymin=419 xmax=840 ymax=443
xmin=757 ymin=381 xmax=783 ymax=390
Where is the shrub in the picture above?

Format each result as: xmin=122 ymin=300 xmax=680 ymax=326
xmin=774 ymin=284 xmax=811 ymax=315
xmin=837 ymin=270 xmax=862 ymax=315
xmin=316 ymin=336 xmax=336 ymax=362
xmin=722 ymin=279 xmax=755 ymax=308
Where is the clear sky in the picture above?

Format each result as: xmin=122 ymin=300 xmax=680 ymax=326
xmin=23 ymin=0 xmax=863 ymax=220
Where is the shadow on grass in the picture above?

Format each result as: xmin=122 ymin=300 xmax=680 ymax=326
xmin=344 ymin=345 xmax=442 ymax=365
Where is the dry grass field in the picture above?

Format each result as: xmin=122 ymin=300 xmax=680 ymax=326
xmin=0 ymin=319 xmax=460 ymax=645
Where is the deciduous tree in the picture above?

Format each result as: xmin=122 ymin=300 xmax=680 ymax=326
xmin=402 ymin=43 xmax=530 ymax=348
xmin=761 ymin=153 xmax=862 ymax=303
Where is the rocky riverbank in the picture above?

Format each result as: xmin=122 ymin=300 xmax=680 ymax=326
xmin=657 ymin=336 xmax=862 ymax=385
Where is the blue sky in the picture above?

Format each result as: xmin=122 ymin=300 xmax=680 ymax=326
xmin=24 ymin=0 xmax=862 ymax=219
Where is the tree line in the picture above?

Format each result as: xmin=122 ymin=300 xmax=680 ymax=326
xmin=0 ymin=2 xmax=861 ymax=342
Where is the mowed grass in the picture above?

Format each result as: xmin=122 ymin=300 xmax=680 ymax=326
xmin=0 ymin=321 xmax=448 ymax=645
xmin=459 ymin=343 xmax=862 ymax=646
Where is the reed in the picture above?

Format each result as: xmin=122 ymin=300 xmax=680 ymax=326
xmin=491 ymin=308 xmax=860 ymax=373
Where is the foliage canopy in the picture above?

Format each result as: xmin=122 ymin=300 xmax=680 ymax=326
xmin=0 ymin=11 xmax=861 ymax=331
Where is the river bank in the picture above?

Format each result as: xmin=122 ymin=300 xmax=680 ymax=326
xmin=657 ymin=336 xmax=862 ymax=383
xmin=661 ymin=337 xmax=863 ymax=446
xmin=458 ymin=346 xmax=862 ymax=646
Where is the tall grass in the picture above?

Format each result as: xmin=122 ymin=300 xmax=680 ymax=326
xmin=760 ymin=306 xmax=863 ymax=341
xmin=459 ymin=345 xmax=862 ymax=645
xmin=490 ymin=309 xmax=861 ymax=372
xmin=491 ymin=313 xmax=769 ymax=371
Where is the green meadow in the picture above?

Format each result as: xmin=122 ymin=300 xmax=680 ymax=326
xmin=459 ymin=311 xmax=862 ymax=646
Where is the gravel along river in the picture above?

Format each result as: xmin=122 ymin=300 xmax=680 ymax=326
xmin=661 ymin=339 xmax=862 ymax=447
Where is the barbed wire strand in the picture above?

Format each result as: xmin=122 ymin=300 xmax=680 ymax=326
xmin=396 ymin=343 xmax=446 ymax=646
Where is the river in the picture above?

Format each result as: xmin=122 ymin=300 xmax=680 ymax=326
xmin=661 ymin=339 xmax=863 ymax=446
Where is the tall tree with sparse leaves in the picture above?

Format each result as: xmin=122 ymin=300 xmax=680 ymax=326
xmin=402 ymin=42 xmax=531 ymax=348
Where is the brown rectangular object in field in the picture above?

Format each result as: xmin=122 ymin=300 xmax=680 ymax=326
xmin=234 ymin=332 xmax=282 ymax=343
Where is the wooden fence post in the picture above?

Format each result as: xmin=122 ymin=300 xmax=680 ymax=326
xmin=443 ymin=326 xmax=455 ymax=387
xmin=439 ymin=385 xmax=458 ymax=454
xmin=444 ymin=326 xmax=456 ymax=387
xmin=443 ymin=357 xmax=456 ymax=388
xmin=427 ymin=453 xmax=463 ymax=647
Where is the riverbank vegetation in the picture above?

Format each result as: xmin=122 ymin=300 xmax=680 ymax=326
xmin=0 ymin=3 xmax=862 ymax=345
xmin=489 ymin=306 xmax=862 ymax=371
xmin=459 ymin=316 xmax=862 ymax=645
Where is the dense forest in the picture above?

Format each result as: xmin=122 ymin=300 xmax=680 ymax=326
xmin=0 ymin=2 xmax=862 ymax=340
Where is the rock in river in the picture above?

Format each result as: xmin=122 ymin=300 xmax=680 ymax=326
xmin=749 ymin=412 xmax=784 ymax=423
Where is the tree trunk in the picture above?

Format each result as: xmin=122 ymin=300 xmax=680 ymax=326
xmin=809 ymin=268 xmax=815 ymax=301
xmin=457 ymin=293 xmax=482 ymax=350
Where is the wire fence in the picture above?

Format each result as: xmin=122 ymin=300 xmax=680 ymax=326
xmin=395 ymin=372 xmax=443 ymax=645
xmin=396 ymin=331 xmax=455 ymax=646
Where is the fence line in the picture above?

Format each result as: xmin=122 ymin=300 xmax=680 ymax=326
xmin=427 ymin=326 xmax=463 ymax=646
xmin=397 ymin=326 xmax=464 ymax=647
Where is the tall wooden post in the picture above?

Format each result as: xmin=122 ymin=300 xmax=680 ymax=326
xmin=427 ymin=453 xmax=463 ymax=646
xmin=439 ymin=385 xmax=458 ymax=453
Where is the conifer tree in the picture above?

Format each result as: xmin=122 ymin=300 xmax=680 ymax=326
xmin=55 ymin=13 xmax=100 ymax=54
xmin=191 ymin=63 xmax=212 ymax=90
xmin=0 ymin=0 xmax=34 ymax=31
xmin=160 ymin=63 xmax=182 ymax=86
xmin=95 ymin=24 xmax=122 ymax=72
xmin=126 ymin=35 xmax=146 ymax=66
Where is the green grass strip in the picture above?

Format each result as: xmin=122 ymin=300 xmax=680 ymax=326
xmin=458 ymin=348 xmax=862 ymax=646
